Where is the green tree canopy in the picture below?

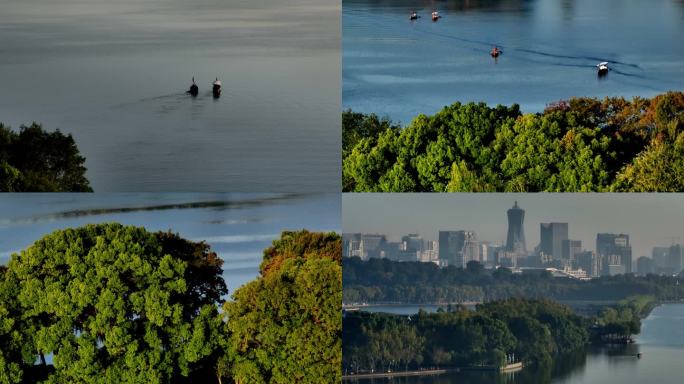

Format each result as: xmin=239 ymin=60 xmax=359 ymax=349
xmin=343 ymin=92 xmax=684 ymax=192
xmin=1 ymin=223 xmax=226 ymax=383
xmin=0 ymin=123 xmax=91 ymax=192
xmin=223 ymin=231 xmax=342 ymax=384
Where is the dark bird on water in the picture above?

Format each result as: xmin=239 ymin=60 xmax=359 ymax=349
xmin=187 ymin=77 xmax=199 ymax=96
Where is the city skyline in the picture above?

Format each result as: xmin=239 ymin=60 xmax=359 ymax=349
xmin=342 ymin=194 xmax=684 ymax=258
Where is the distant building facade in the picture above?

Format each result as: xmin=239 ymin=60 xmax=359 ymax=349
xmin=575 ymin=251 xmax=600 ymax=277
xmin=439 ymin=230 xmax=480 ymax=268
xmin=652 ymin=246 xmax=670 ymax=273
xmin=562 ymin=239 xmax=582 ymax=262
xmin=596 ymin=233 xmax=632 ymax=274
xmin=359 ymin=234 xmax=388 ymax=259
xmin=539 ymin=223 xmax=569 ymax=260
xmin=667 ymin=245 xmax=683 ymax=275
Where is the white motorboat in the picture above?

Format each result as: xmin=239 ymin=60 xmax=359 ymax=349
xmin=212 ymin=78 xmax=222 ymax=97
xmin=597 ymin=62 xmax=609 ymax=75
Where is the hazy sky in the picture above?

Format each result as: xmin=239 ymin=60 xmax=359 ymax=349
xmin=343 ymin=194 xmax=684 ymax=258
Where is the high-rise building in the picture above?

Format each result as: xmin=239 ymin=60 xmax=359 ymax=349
xmin=652 ymin=246 xmax=670 ymax=273
xmin=562 ymin=239 xmax=582 ymax=262
xmin=342 ymin=233 xmax=361 ymax=258
xmin=401 ymin=234 xmax=424 ymax=254
xmin=439 ymin=230 xmax=479 ymax=268
xmin=506 ymin=201 xmax=527 ymax=255
xmin=596 ymin=233 xmax=632 ymax=274
xmin=359 ymin=234 xmax=387 ymax=259
xmin=386 ymin=241 xmax=418 ymax=262
xmin=667 ymin=244 xmax=683 ymax=275
xmin=576 ymin=251 xmax=600 ymax=277
xmin=539 ymin=223 xmax=568 ymax=260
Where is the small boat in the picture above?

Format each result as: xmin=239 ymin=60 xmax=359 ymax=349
xmin=187 ymin=77 xmax=198 ymax=96
xmin=636 ymin=352 xmax=643 ymax=359
xmin=410 ymin=11 xmax=418 ymax=20
xmin=212 ymin=78 xmax=222 ymax=98
xmin=432 ymin=10 xmax=440 ymax=21
xmin=597 ymin=62 xmax=609 ymax=76
xmin=491 ymin=47 xmax=501 ymax=58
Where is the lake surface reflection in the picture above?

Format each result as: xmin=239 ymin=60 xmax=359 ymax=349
xmin=343 ymin=0 xmax=684 ymax=123
xmin=347 ymin=303 xmax=684 ymax=384
xmin=0 ymin=0 xmax=340 ymax=191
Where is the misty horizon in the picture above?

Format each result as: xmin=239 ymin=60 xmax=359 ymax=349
xmin=343 ymin=194 xmax=684 ymax=259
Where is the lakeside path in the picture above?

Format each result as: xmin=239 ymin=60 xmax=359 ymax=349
xmin=343 ymin=363 xmax=523 ymax=381
xmin=342 ymin=302 xmax=480 ymax=309
xmin=342 ymin=369 xmax=452 ymax=381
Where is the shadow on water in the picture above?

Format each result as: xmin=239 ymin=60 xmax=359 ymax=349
xmin=1 ymin=193 xmax=311 ymax=225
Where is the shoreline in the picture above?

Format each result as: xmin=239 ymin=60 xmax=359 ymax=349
xmin=342 ymin=301 xmax=480 ymax=309
xmin=342 ymin=363 xmax=523 ymax=381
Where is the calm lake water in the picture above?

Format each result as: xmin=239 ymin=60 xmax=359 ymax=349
xmin=0 ymin=0 xmax=340 ymax=191
xmin=0 ymin=193 xmax=340 ymax=295
xmin=347 ymin=303 xmax=684 ymax=384
xmin=357 ymin=304 xmax=444 ymax=314
xmin=343 ymin=0 xmax=684 ymax=124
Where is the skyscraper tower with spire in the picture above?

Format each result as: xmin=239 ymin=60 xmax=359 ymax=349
xmin=506 ymin=201 xmax=527 ymax=255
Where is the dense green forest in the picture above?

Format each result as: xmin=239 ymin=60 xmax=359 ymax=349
xmin=343 ymin=298 xmax=589 ymax=374
xmin=343 ymin=296 xmax=657 ymax=375
xmin=343 ymin=257 xmax=684 ymax=304
xmin=0 ymin=224 xmax=341 ymax=384
xmin=342 ymin=91 xmax=684 ymax=192
xmin=0 ymin=123 xmax=91 ymax=192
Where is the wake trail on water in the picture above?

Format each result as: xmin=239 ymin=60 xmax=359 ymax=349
xmin=346 ymin=9 xmax=673 ymax=84
xmin=110 ymin=83 xmax=243 ymax=114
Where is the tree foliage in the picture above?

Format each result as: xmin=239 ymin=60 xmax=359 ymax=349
xmin=223 ymin=231 xmax=342 ymax=384
xmin=343 ymin=298 xmax=588 ymax=374
xmin=0 ymin=224 xmax=227 ymax=383
xmin=0 ymin=123 xmax=92 ymax=192
xmin=0 ymin=227 xmax=341 ymax=383
xmin=343 ymin=257 xmax=684 ymax=304
xmin=343 ymin=92 xmax=684 ymax=192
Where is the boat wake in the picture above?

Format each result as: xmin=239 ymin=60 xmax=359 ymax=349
xmin=347 ymin=9 xmax=655 ymax=79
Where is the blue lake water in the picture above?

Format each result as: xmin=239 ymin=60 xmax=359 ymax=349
xmin=347 ymin=303 xmax=684 ymax=384
xmin=0 ymin=0 xmax=340 ymax=191
xmin=0 ymin=193 xmax=340 ymax=295
xmin=343 ymin=0 xmax=684 ymax=124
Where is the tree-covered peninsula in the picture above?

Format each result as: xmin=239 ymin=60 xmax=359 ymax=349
xmin=343 ymin=295 xmax=657 ymax=376
xmin=0 ymin=123 xmax=91 ymax=192
xmin=342 ymin=91 xmax=684 ymax=192
xmin=0 ymin=224 xmax=341 ymax=384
